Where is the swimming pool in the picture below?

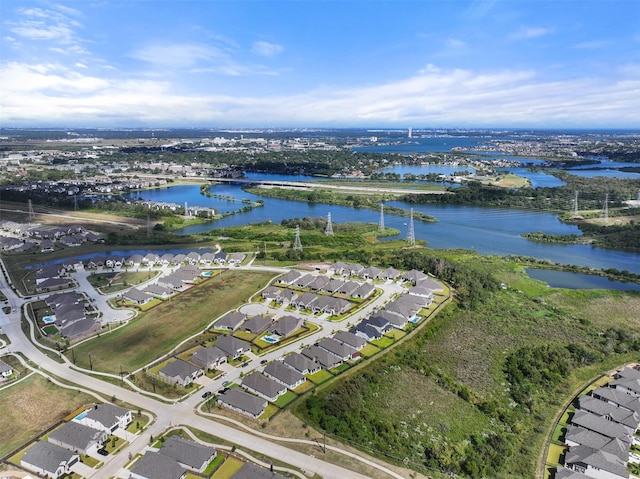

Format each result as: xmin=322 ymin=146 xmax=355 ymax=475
xmin=262 ymin=335 xmax=279 ymax=344
xmin=42 ymin=315 xmax=56 ymax=324
xmin=74 ymin=411 xmax=88 ymax=421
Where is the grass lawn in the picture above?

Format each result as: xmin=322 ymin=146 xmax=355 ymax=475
xmin=370 ymin=336 xmax=394 ymax=349
xmin=212 ymin=457 xmax=244 ymax=479
xmin=88 ymin=271 xmax=159 ymax=293
xmin=329 ymin=363 xmax=351 ymax=375
xmin=233 ymin=330 xmax=257 ymax=342
xmin=65 ymin=270 xmax=275 ymax=373
xmin=0 ymin=374 xmax=96 ymax=457
xmin=359 ymin=343 xmax=381 ymax=358
xmin=273 ymin=390 xmax=298 ymax=408
xmin=203 ymin=454 xmax=226 ymax=476
xmin=307 ymin=369 xmax=333 ymax=385
xmin=81 ymin=455 xmax=100 ymax=467
xmin=384 ymin=329 xmax=406 ymax=340
xmin=292 ymin=380 xmax=315 ymax=395
xmin=546 ymin=443 xmax=566 ymax=467
xmin=259 ymin=404 xmax=279 ymax=420
xmin=42 ymin=325 xmax=59 ymax=335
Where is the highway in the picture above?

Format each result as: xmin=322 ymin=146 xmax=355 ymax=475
xmin=0 ymin=259 xmax=408 ymax=479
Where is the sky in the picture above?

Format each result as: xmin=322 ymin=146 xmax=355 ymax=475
xmin=1 ymin=0 xmax=639 ymax=129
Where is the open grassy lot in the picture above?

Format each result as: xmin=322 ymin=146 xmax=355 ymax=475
xmin=87 ymin=271 xmax=159 ymax=293
xmin=0 ymin=374 xmax=96 ymax=457
xmin=65 ymin=270 xmax=276 ymax=373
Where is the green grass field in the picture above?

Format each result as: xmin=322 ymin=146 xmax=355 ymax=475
xmin=65 ymin=270 xmax=276 ymax=373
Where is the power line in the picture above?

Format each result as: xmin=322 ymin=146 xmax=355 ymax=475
xmin=325 ymin=212 xmax=334 ymax=236
xmin=293 ymin=225 xmax=303 ymax=251
xmin=406 ymin=208 xmax=415 ymax=246
xmin=378 ymin=204 xmax=385 ymax=232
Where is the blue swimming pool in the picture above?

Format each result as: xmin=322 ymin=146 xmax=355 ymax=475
xmin=74 ymin=411 xmax=88 ymax=421
xmin=42 ymin=315 xmax=56 ymax=324
xmin=263 ymin=335 xmax=279 ymax=344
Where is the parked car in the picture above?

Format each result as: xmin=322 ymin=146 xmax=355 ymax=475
xmin=260 ymin=359 xmax=268 ymax=365
xmin=97 ymin=448 xmax=108 ymax=456
xmin=222 ymin=380 xmax=229 ymax=386
xmin=201 ymin=391 xmax=212 ymax=399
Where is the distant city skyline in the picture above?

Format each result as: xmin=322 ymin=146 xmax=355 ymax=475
xmin=1 ymin=0 xmax=639 ymax=129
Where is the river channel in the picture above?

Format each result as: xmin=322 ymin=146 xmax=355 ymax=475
xmin=121 ymin=181 xmax=640 ymax=275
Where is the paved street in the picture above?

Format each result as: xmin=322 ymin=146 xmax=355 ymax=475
xmin=0 ymin=259 xmax=409 ymax=479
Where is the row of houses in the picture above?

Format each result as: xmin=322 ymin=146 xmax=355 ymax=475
xmin=20 ymin=403 xmax=131 ymax=478
xmin=123 ymin=266 xmax=204 ymax=305
xmin=85 ymin=250 xmax=245 ymax=270
xmin=44 ymin=291 xmax=102 ymax=342
xmin=275 ymin=270 xmax=375 ymax=298
xmin=557 ymin=366 xmax=640 ymax=479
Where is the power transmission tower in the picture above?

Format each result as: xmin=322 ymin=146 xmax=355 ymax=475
xmin=184 ymin=201 xmax=188 ymax=221
xmin=573 ymin=191 xmax=578 ymax=216
xmin=293 ymin=225 xmax=303 ymax=251
xmin=28 ymin=199 xmax=36 ymax=221
xmin=325 ymin=212 xmax=334 ymax=236
xmin=602 ymin=192 xmax=609 ymax=225
xmin=73 ymin=194 xmax=79 ymax=211
xmin=406 ymin=208 xmax=415 ymax=246
xmin=378 ymin=204 xmax=385 ymax=232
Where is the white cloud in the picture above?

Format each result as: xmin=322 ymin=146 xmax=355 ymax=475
xmin=251 ymin=41 xmax=283 ymax=57
xmin=448 ymin=38 xmax=466 ymax=48
xmin=1 ymin=60 xmax=638 ymax=128
xmin=130 ymin=42 xmax=222 ymax=69
xmin=509 ymin=26 xmax=552 ymax=40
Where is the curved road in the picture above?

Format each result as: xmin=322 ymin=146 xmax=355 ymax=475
xmin=0 ymin=261 xmax=407 ymax=479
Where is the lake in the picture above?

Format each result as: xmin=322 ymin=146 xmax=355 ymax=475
xmin=120 ymin=183 xmax=640 ymax=275
xmin=525 ymin=268 xmax=640 ymax=291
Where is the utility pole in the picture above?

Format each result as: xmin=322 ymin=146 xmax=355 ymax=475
xmin=602 ymin=192 xmax=609 ymax=225
xmin=406 ymin=208 xmax=415 ymax=246
xmin=293 ymin=225 xmax=303 ymax=252
xmin=378 ymin=204 xmax=385 ymax=232
xmin=324 ymin=212 xmax=334 ymax=236
xmin=88 ymin=352 xmax=93 ymax=370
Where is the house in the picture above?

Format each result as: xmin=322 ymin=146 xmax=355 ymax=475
xmin=190 ymin=346 xmax=228 ymax=370
xmin=301 ymin=345 xmax=342 ymax=369
xmin=320 ymin=278 xmax=345 ymax=294
xmin=354 ymin=316 xmax=392 ymax=340
xmin=353 ymin=283 xmax=375 ymax=299
xmin=59 ymin=318 xmax=101 ymax=342
xmin=554 ymin=467 xmax=596 ymax=479
xmin=371 ymin=310 xmax=408 ymax=330
xmin=592 ymin=386 xmax=640 ymax=414
xmin=277 ymin=270 xmax=301 ymax=285
xmin=79 ymin=403 xmax=132 ymax=433
xmin=416 ymin=277 xmax=444 ymax=292
xmin=313 ymin=296 xmax=351 ymax=316
xmin=36 ymin=277 xmax=72 ymax=293
xmin=186 ymin=252 xmax=201 ymax=264
xmin=217 ymin=388 xmax=267 ymax=419
xmin=0 ymin=359 xmax=13 ymax=378
xmin=160 ymin=359 xmax=202 ymax=387
xmin=579 ymin=395 xmax=640 ymax=428
xmin=282 ymin=352 xmax=321 ymax=375
xmin=268 ymin=315 xmax=303 ymax=338
xmin=21 ymin=441 xmax=79 ymax=479
xmin=345 ymin=263 xmax=365 ymax=276
xmin=214 ymin=335 xmax=251 ymax=360
xmin=292 ymin=292 xmax=317 ymax=310
xmin=129 ymin=451 xmax=186 ymax=479
xmin=231 ymin=462 xmax=287 ymax=479
xmin=333 ymin=331 xmax=367 ymax=351
xmin=215 ymin=311 xmax=246 ymax=331
xmin=242 ymin=371 xmax=288 ymax=401
xmin=337 ymin=281 xmax=360 ymax=296
xmin=144 ymin=283 xmax=173 ymax=298
xmin=401 ymin=269 xmax=429 ymax=284
xmin=48 ymin=421 xmax=107 ymax=455
xmin=275 ymin=289 xmax=298 ymax=305
xmin=243 ymin=315 xmax=273 ymax=335
xmin=126 ymin=254 xmax=145 ymax=268
xmin=228 ymin=253 xmax=245 ymax=265
xmin=199 ymin=252 xmax=215 ymax=265
xmin=569 ymin=410 xmax=633 ymax=443
xmin=384 ymin=299 xmax=419 ymax=323
xmin=381 ymin=267 xmax=401 ymax=280
xmin=362 ymin=266 xmax=382 ymax=279
xmin=407 ymin=285 xmax=434 ymax=302
xmin=564 ymin=445 xmax=628 ymax=479
xmin=39 ymin=239 xmax=55 ymax=253
xmin=317 ymin=338 xmax=358 ymax=361
xmin=294 ymin=274 xmax=315 ymax=288
xmin=158 ymin=435 xmax=216 ymax=473
xmin=564 ymin=425 xmax=629 ymax=461
xmin=213 ymin=252 xmax=227 ymax=265
xmin=611 ymin=376 xmax=640 ymax=397
xmin=261 ymin=286 xmax=281 ymax=301
xmin=264 ymin=361 xmax=306 ymax=389
xmin=123 ymin=288 xmax=153 ymax=305
xmin=307 ymin=275 xmax=330 ymax=291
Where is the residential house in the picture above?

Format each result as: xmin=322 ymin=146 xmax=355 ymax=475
xmin=217 ymin=388 xmax=267 ymax=419
xmin=215 ymin=312 xmax=246 ymax=331
xmin=579 ymin=395 xmax=640 ymax=429
xmin=333 ymin=331 xmax=367 ymax=351
xmin=353 ymin=283 xmax=375 ymax=299
xmin=416 ymin=277 xmax=444 ymax=292
xmin=564 ymin=445 xmax=628 ymax=479
xmin=362 ymin=266 xmax=382 ymax=279
xmin=159 ymin=359 xmax=202 ymax=387
xmin=199 ymin=252 xmax=215 ymax=265
xmin=143 ymin=283 xmax=173 ymax=298
xmin=190 ymin=346 xmax=228 ymax=370
xmin=129 ymin=451 xmax=186 ymax=479
xmin=313 ymin=296 xmax=351 ymax=316
xmin=60 ymin=318 xmax=101 ymax=342
xmin=277 ymin=270 xmax=301 ymax=285
xmin=39 ymin=239 xmax=55 ymax=253
xmin=301 ymin=345 xmax=342 ymax=370
xmin=337 ymin=281 xmax=360 ymax=296
xmin=48 ymin=421 xmax=107 ymax=455
xmin=126 ymin=254 xmax=144 ymax=268
xmin=354 ymin=316 xmax=392 ymax=340
xmin=282 ymin=352 xmax=320 ymax=375
xmin=213 ymin=252 xmax=227 ymax=265
xmin=79 ymin=403 xmax=132 ymax=433
xmin=263 ymin=361 xmax=306 ymax=389
xmin=381 ymin=267 xmax=401 ymax=280
xmin=307 ymin=275 xmax=330 ymax=291
xmin=36 ymin=277 xmax=73 ymax=293
xmin=320 ymin=278 xmax=344 ymax=294
xmin=592 ymin=386 xmax=640 ymax=414
xmin=407 ymin=285 xmax=434 ymax=303
xmin=0 ymin=359 xmax=13 ymax=378
xmin=261 ymin=286 xmax=281 ymax=301
xmin=214 ymin=335 xmax=251 ymax=360
xmin=231 ymin=462 xmax=287 ymax=479
xmin=294 ymin=274 xmax=315 ymax=288
xmin=292 ymin=292 xmax=318 ymax=310
xmin=243 ymin=315 xmax=273 ymax=335
xmin=317 ymin=338 xmax=358 ymax=361
xmin=158 ymin=435 xmax=216 ymax=473
xmin=123 ymin=288 xmax=153 ymax=305
xmin=371 ymin=309 xmax=408 ymax=330
xmin=275 ymin=289 xmax=298 ymax=305
xmin=21 ymin=441 xmax=79 ymax=479
xmin=570 ymin=410 xmax=633 ymax=443
xmin=401 ymin=269 xmax=429 ymax=285
xmin=268 ymin=315 xmax=303 ymax=338
xmin=242 ymin=372 xmax=288 ymax=402
xmin=228 ymin=253 xmax=246 ymax=265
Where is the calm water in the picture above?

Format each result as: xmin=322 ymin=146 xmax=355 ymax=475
xmin=526 ymin=268 xmax=640 ymax=291
xmin=119 ymin=183 xmax=640 ymax=275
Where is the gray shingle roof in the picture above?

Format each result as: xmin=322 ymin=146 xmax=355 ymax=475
xmin=317 ymin=338 xmax=356 ymax=360
xmin=564 ymin=445 xmax=628 ymax=478
xmin=21 ymin=441 xmax=77 ymax=475
xmin=84 ymin=403 xmax=130 ymax=428
xmin=231 ymin=462 xmax=286 ymax=479
xmin=333 ymin=331 xmax=367 ymax=350
xmin=160 ymin=359 xmax=200 ymax=382
xmin=158 ymin=435 xmax=216 ymax=470
xmin=268 ymin=315 xmax=302 ymax=337
xmin=218 ymin=388 xmax=267 ymax=417
xmin=264 ymin=361 xmax=305 ymax=387
xmin=131 ymin=451 xmax=186 ymax=479
xmin=214 ymin=335 xmax=251 ymax=358
xmin=215 ymin=311 xmax=246 ymax=330
xmin=570 ymin=410 xmax=633 ymax=442
xmin=242 ymin=372 xmax=287 ymax=400
xmin=49 ymin=421 xmax=106 ymax=452
xmin=282 ymin=352 xmax=319 ymax=374
xmin=301 ymin=345 xmax=342 ymax=369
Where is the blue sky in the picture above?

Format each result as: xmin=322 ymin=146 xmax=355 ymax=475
xmin=1 ymin=0 xmax=639 ymax=128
